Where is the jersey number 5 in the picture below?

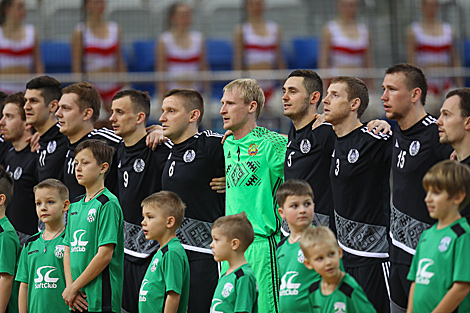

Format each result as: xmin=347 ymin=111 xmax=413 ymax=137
xmin=287 ymin=151 xmax=295 ymax=167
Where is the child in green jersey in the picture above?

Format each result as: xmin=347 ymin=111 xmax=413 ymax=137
xmin=63 ymin=139 xmax=124 ymax=313
xmin=276 ymin=179 xmax=318 ymax=313
xmin=407 ymin=160 xmax=470 ymax=313
xmin=210 ymin=212 xmax=258 ymax=313
xmin=16 ymin=179 xmax=70 ymax=313
xmin=0 ymin=166 xmax=20 ymax=313
xmin=139 ymin=191 xmax=190 ymax=313
xmin=300 ymin=227 xmax=376 ymax=313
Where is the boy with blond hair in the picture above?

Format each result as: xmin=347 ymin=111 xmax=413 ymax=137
xmin=16 ymin=179 xmax=70 ymax=313
xmin=300 ymin=226 xmax=376 ymax=313
xmin=407 ymin=160 xmax=470 ymax=313
xmin=210 ymin=212 xmax=258 ymax=313
xmin=0 ymin=166 xmax=20 ymax=313
xmin=276 ymin=179 xmax=317 ymax=313
xmin=139 ymin=191 xmax=190 ymax=313
xmin=63 ymin=139 xmax=124 ymax=313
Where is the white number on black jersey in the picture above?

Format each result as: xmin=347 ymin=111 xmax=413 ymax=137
xmin=67 ymin=158 xmax=75 ymax=174
xmin=335 ymin=159 xmax=340 ymax=176
xmin=39 ymin=150 xmax=46 ymax=167
xmin=123 ymin=170 xmax=129 ymax=187
xmin=169 ymin=160 xmax=175 ymax=177
xmin=397 ymin=150 xmax=406 ymax=169
xmin=287 ymin=151 xmax=295 ymax=168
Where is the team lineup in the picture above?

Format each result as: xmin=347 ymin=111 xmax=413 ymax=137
xmin=0 ymin=64 xmax=470 ymax=313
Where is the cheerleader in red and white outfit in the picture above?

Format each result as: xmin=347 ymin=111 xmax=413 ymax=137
xmin=234 ymin=0 xmax=285 ymax=106
xmin=0 ymin=0 xmax=43 ymax=94
xmin=156 ymin=3 xmax=207 ymax=98
xmin=72 ymin=0 xmax=126 ymax=118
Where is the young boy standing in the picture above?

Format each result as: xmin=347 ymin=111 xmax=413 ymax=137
xmin=63 ymin=139 xmax=124 ymax=313
xmin=16 ymin=179 xmax=70 ymax=313
xmin=210 ymin=212 xmax=258 ymax=313
xmin=0 ymin=166 xmax=20 ymax=313
xmin=276 ymin=179 xmax=317 ymax=313
xmin=300 ymin=227 xmax=376 ymax=313
xmin=139 ymin=191 xmax=190 ymax=313
xmin=407 ymin=160 xmax=470 ymax=313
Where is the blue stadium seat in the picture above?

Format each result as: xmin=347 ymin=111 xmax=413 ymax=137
xmin=132 ymin=40 xmax=156 ymax=95
xmin=206 ymin=38 xmax=233 ymax=100
xmin=292 ymin=37 xmax=319 ymax=69
xmin=41 ymin=41 xmax=71 ymax=73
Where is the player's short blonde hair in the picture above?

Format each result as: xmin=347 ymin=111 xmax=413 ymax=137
xmin=423 ymin=160 xmax=470 ymax=211
xmin=212 ymin=212 xmax=254 ymax=252
xmin=299 ymin=226 xmax=338 ymax=258
xmin=34 ymin=179 xmax=69 ymax=201
xmin=141 ymin=191 xmax=186 ymax=228
xmin=223 ymin=78 xmax=265 ymax=119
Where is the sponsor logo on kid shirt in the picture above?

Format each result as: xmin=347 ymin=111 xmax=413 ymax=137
xmin=34 ymin=266 xmax=59 ymax=289
xmin=416 ymin=258 xmax=434 ymax=285
xmin=139 ymin=279 xmax=149 ymax=302
xmin=280 ymin=271 xmax=301 ymax=296
xmin=71 ymin=230 xmax=88 ymax=252
xmin=210 ymin=299 xmax=223 ymax=313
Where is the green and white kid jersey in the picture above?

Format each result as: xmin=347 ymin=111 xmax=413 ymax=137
xmin=277 ymin=237 xmax=320 ymax=313
xmin=224 ymin=127 xmax=287 ymax=236
xmin=0 ymin=216 xmax=20 ymax=313
xmin=407 ymin=218 xmax=470 ymax=313
xmin=211 ymin=263 xmax=258 ymax=313
xmin=138 ymin=237 xmax=190 ymax=313
xmin=64 ymin=189 xmax=124 ymax=313
xmin=16 ymin=230 xmax=68 ymax=313
xmin=308 ymin=273 xmax=376 ymax=313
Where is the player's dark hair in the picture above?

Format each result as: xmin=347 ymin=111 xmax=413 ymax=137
xmin=141 ymin=191 xmax=186 ymax=228
xmin=113 ymin=89 xmax=151 ymax=124
xmin=5 ymin=92 xmax=26 ymax=121
xmin=62 ymin=82 xmax=101 ymax=122
xmin=446 ymin=88 xmax=470 ymax=118
xmin=74 ymin=139 xmax=115 ymax=177
xmin=163 ymin=89 xmax=204 ymax=126
xmin=34 ymin=179 xmax=69 ymax=201
xmin=299 ymin=226 xmax=339 ymax=258
xmin=0 ymin=166 xmax=13 ymax=208
xmin=386 ymin=63 xmax=427 ymax=106
xmin=288 ymin=69 xmax=323 ymax=108
xmin=212 ymin=212 xmax=254 ymax=252
xmin=423 ymin=160 xmax=470 ymax=212
xmin=276 ymin=179 xmax=314 ymax=208
xmin=26 ymin=76 xmax=63 ymax=106
xmin=330 ymin=76 xmax=369 ymax=119
xmin=0 ymin=91 xmax=7 ymax=118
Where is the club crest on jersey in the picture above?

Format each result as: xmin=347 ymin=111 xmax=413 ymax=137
xmin=438 ymin=236 xmax=451 ymax=252
xmin=13 ymin=166 xmax=22 ymax=180
xmin=133 ymin=159 xmax=145 ymax=173
xmin=150 ymin=258 xmax=159 ymax=272
xmin=47 ymin=140 xmax=57 ymax=154
xmin=222 ymin=283 xmax=233 ymax=298
xmin=248 ymin=143 xmax=258 ymax=156
xmin=297 ymin=249 xmax=305 ymax=263
xmin=409 ymin=140 xmax=420 ymax=156
xmin=334 ymin=302 xmax=346 ymax=313
xmin=183 ymin=150 xmax=196 ymax=163
xmin=347 ymin=149 xmax=359 ymax=163
xmin=300 ymin=139 xmax=311 ymax=154
xmin=55 ymin=245 xmax=65 ymax=259
xmin=87 ymin=209 xmax=96 ymax=223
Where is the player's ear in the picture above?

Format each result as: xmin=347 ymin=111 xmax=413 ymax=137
xmin=464 ymin=116 xmax=470 ymax=131
xmin=310 ymin=91 xmax=321 ymax=106
xmin=189 ymin=109 xmax=200 ymax=123
xmin=278 ymin=207 xmax=285 ymax=219
xmin=0 ymin=194 xmax=6 ymax=207
xmin=231 ymin=238 xmax=240 ymax=251
xmin=248 ymin=101 xmax=257 ymax=115
xmin=100 ymin=162 xmax=109 ymax=175
xmin=411 ymin=87 xmax=422 ymax=104
xmin=49 ymin=100 xmax=59 ymax=113
xmin=167 ymin=216 xmax=176 ymax=228
xmin=83 ymin=108 xmax=94 ymax=121
xmin=350 ymin=98 xmax=361 ymax=112
xmin=304 ymin=257 xmax=314 ymax=270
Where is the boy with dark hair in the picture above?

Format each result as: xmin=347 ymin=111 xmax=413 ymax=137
xmin=210 ymin=212 xmax=258 ymax=313
xmin=0 ymin=166 xmax=20 ymax=313
xmin=139 ymin=191 xmax=190 ymax=313
xmin=110 ymin=89 xmax=171 ymax=313
xmin=24 ymin=75 xmax=68 ymax=181
xmin=407 ymin=160 xmax=470 ymax=312
xmin=324 ymin=76 xmax=391 ymax=312
xmin=0 ymin=92 xmax=38 ymax=244
xmin=160 ymin=88 xmax=225 ymax=312
xmin=276 ymin=179 xmax=317 ymax=313
xmin=56 ymin=82 xmax=121 ymax=200
xmin=62 ymin=139 xmax=124 ymax=313
xmin=16 ymin=179 xmax=70 ymax=313
xmin=381 ymin=63 xmax=454 ymax=313
xmin=300 ymin=226 xmax=376 ymax=313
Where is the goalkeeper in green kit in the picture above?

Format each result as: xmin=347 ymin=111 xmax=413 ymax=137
xmin=220 ymin=78 xmax=287 ymax=313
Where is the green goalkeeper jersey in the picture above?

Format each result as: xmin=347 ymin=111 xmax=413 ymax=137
xmin=224 ymin=127 xmax=287 ymax=236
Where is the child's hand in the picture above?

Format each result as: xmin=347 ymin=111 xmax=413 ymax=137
xmin=72 ymin=291 xmax=88 ymax=312
xmin=62 ymin=284 xmax=79 ymax=309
